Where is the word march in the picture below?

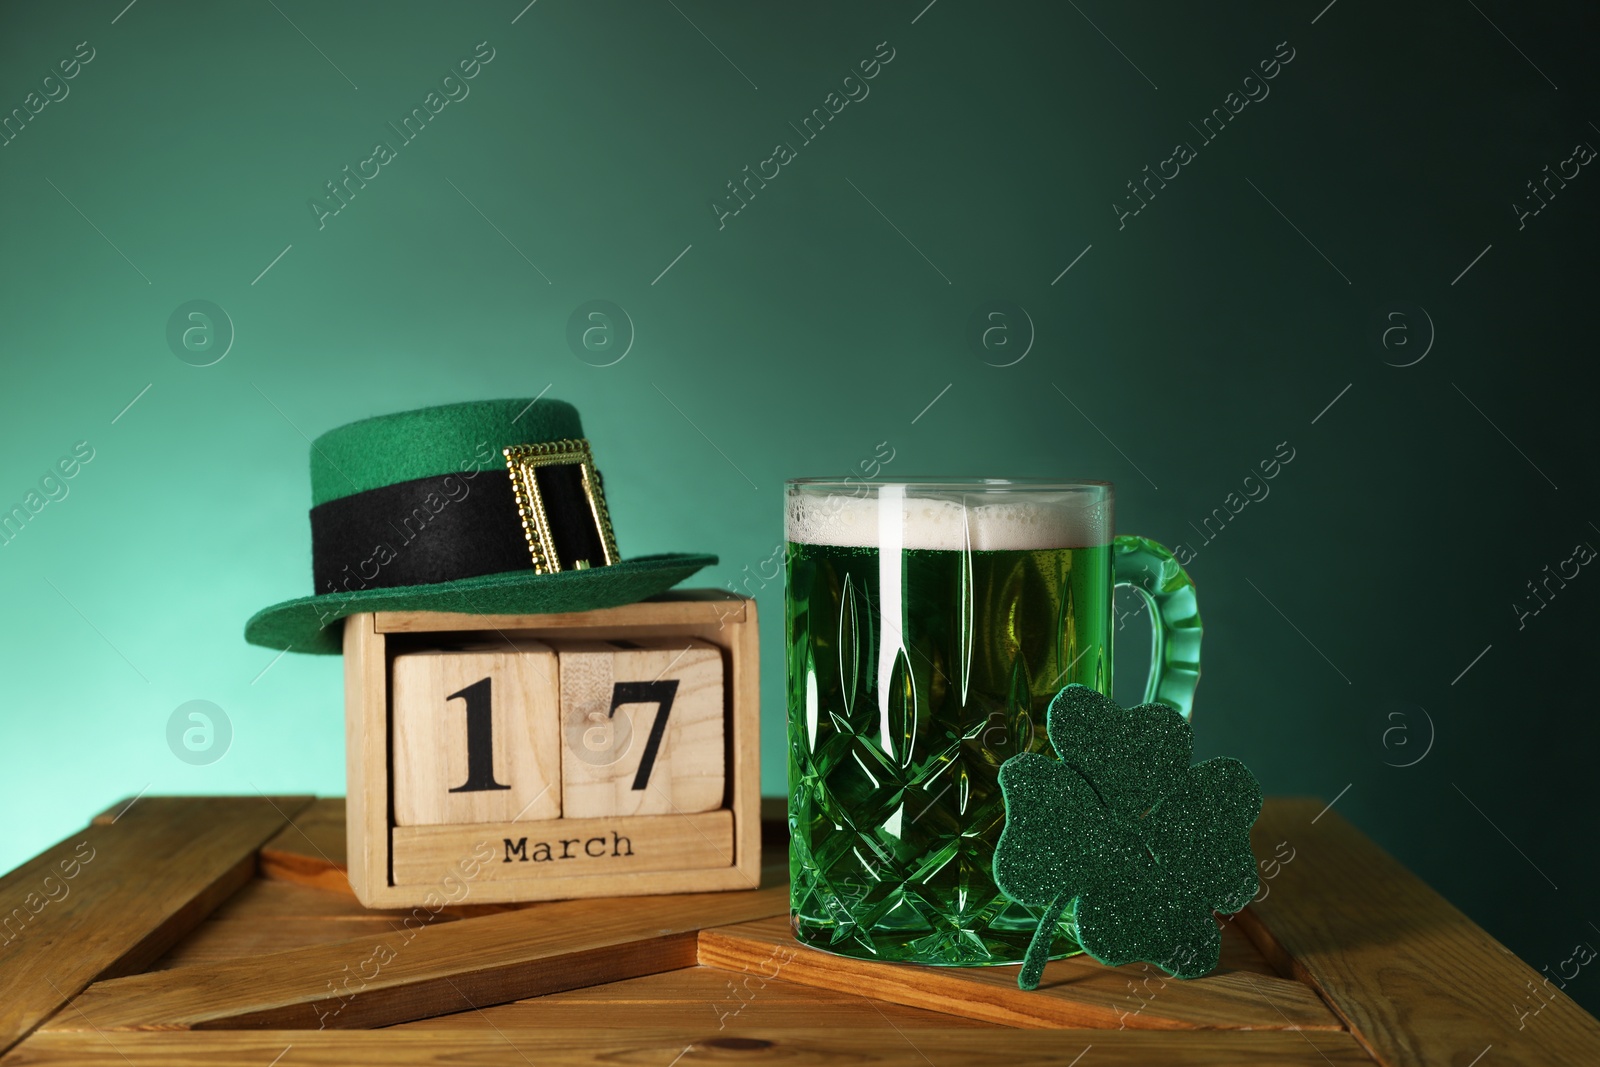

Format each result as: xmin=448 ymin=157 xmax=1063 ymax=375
xmin=503 ymin=829 xmax=634 ymax=863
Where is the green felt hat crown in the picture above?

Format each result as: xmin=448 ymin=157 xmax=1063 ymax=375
xmin=244 ymin=398 xmax=716 ymax=654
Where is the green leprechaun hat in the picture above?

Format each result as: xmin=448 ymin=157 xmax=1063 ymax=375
xmin=244 ymin=398 xmax=716 ymax=654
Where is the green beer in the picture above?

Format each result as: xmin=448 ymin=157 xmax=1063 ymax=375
xmin=786 ymin=482 xmax=1118 ymax=965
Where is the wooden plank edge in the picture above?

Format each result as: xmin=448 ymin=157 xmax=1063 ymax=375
xmin=5 ymin=1027 xmax=1378 ymax=1065
xmin=728 ymin=597 xmax=763 ymax=896
xmin=48 ymin=937 xmax=701 ymax=1032
xmin=1240 ymin=798 xmax=1600 ymax=1067
xmin=695 ymin=924 xmax=1340 ymax=1032
xmin=3 ymin=796 xmax=316 ymax=1058
xmin=90 ymin=796 xmax=312 ymax=828
xmin=206 ymin=935 xmax=702 ymax=1031
xmin=44 ymin=885 xmax=789 ymax=1032
xmin=343 ymin=612 xmax=388 ymax=909
xmin=97 ymin=854 xmax=257 ymax=983
xmin=79 ymin=796 xmax=322 ymax=983
xmin=255 ymin=797 xmax=348 ymax=894
xmin=373 ymin=591 xmax=748 ymax=635
xmin=256 ymin=849 xmax=354 ymax=896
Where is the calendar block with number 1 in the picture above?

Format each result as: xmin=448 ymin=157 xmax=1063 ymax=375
xmin=391 ymin=640 xmax=563 ymax=826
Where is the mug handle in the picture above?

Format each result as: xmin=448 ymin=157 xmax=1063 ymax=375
xmin=1113 ymin=534 xmax=1202 ymax=718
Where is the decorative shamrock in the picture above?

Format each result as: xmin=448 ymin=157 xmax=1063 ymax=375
xmin=992 ymin=684 xmax=1262 ymax=990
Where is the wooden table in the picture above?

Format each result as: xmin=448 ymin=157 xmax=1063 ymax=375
xmin=1 ymin=796 xmax=1595 ymax=1065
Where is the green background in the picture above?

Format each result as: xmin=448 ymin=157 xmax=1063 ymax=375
xmin=3 ymin=0 xmax=1596 ymax=1012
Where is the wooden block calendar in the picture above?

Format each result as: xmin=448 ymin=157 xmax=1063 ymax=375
xmin=341 ymin=590 xmax=760 ymax=908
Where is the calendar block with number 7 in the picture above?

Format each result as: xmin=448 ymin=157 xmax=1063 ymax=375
xmin=341 ymin=590 xmax=759 ymax=908
xmin=552 ymin=638 xmax=724 ymax=819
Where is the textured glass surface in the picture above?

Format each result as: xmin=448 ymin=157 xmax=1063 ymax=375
xmin=786 ymin=538 xmax=1110 ymax=965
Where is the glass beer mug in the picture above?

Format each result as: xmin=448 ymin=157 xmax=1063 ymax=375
xmin=784 ymin=479 xmax=1199 ymax=965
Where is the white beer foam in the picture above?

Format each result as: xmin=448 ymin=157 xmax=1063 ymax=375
xmin=786 ymin=492 xmax=1110 ymax=550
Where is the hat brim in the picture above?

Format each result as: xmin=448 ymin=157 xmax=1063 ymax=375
xmin=244 ymin=553 xmax=717 ymax=654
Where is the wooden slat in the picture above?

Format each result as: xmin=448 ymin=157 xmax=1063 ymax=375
xmin=46 ymin=884 xmax=788 ymax=1031
xmin=256 ymin=800 xmax=527 ymax=915
xmin=211 ymin=878 xmax=399 ymax=919
xmin=342 ymin=613 xmax=389 ymax=906
xmin=726 ymin=596 xmax=764 ymax=903
xmin=154 ymin=878 xmax=543 ymax=969
xmin=6 ymin=1028 xmax=1375 ymax=1065
xmin=1214 ymin=913 xmax=1282 ymax=977
xmin=1238 ymin=798 xmax=1600 ymax=1067
xmin=258 ymin=798 xmax=349 ymax=893
xmin=0 ymin=796 xmax=311 ymax=1056
xmin=91 ymin=796 xmax=307 ymax=827
xmin=151 ymin=918 xmax=421 ymax=970
xmin=373 ymin=590 xmax=746 ymax=634
xmin=207 ymin=877 xmax=516 ymax=922
xmin=389 ymin=965 xmax=1003 ymax=1030
xmin=698 ymin=915 xmax=1339 ymax=1031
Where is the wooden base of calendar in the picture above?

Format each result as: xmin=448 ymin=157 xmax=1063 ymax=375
xmin=342 ymin=590 xmax=761 ymax=908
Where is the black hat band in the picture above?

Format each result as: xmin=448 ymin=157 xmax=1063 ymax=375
xmin=309 ymin=443 xmax=614 ymax=596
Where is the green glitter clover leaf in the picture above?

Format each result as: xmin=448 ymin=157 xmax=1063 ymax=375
xmin=993 ymin=684 xmax=1262 ymax=990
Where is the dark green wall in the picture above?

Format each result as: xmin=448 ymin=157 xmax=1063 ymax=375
xmin=2 ymin=0 xmax=1595 ymax=1017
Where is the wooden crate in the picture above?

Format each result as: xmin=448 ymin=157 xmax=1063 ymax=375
xmin=342 ymin=590 xmax=760 ymax=908
xmin=6 ymin=795 xmax=1599 ymax=1065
